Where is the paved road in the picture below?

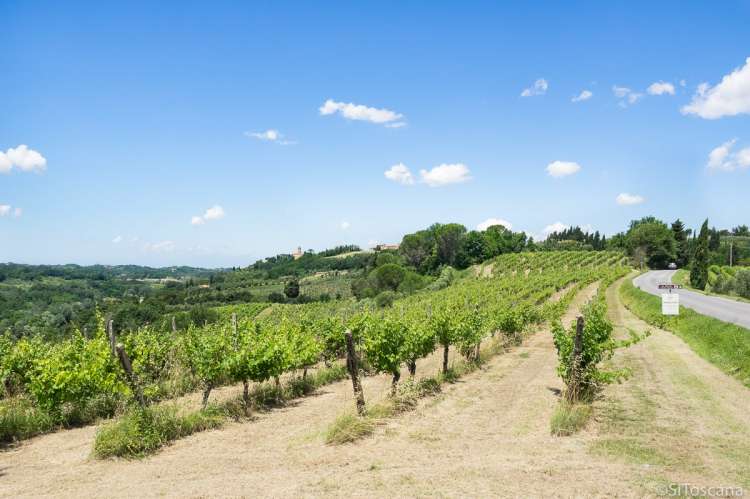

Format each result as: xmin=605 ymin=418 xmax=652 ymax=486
xmin=633 ymin=270 xmax=750 ymax=330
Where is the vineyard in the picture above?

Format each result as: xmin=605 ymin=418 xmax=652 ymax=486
xmin=0 ymin=251 xmax=628 ymax=454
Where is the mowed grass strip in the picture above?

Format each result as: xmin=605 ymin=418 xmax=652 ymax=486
xmin=620 ymin=278 xmax=750 ymax=388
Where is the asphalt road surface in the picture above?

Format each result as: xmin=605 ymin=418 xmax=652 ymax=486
xmin=633 ymin=270 xmax=750 ymax=330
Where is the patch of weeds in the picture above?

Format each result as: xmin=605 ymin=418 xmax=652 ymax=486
xmin=325 ymin=412 xmax=375 ymax=444
xmin=550 ymin=402 xmax=592 ymax=436
xmin=93 ymin=404 xmax=225 ymax=458
xmin=0 ymin=396 xmax=55 ymax=444
xmin=519 ymin=352 xmax=530 ymax=359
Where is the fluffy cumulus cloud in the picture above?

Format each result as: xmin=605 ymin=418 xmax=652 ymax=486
xmin=0 ymin=145 xmax=47 ymax=173
xmin=419 ymin=163 xmax=472 ymax=187
xmin=191 ymin=205 xmax=225 ymax=225
xmin=477 ymin=218 xmax=513 ymax=231
xmin=384 ymin=163 xmax=415 ymax=185
xmin=340 ymin=221 xmax=351 ymax=230
xmin=0 ymin=153 xmax=10 ymax=173
xmin=521 ymin=78 xmax=548 ymax=97
xmin=707 ymin=139 xmax=750 ymax=172
xmin=319 ymin=99 xmax=404 ymax=127
xmin=571 ymin=90 xmax=593 ymax=102
xmin=546 ymin=160 xmax=581 ymax=177
xmin=543 ymin=222 xmax=569 ymax=237
xmin=385 ymin=163 xmax=472 ymax=187
xmin=647 ymin=81 xmax=675 ymax=96
xmin=616 ymin=193 xmax=645 ymax=205
xmin=612 ymin=86 xmax=643 ymax=107
xmin=682 ymin=57 xmax=750 ymax=119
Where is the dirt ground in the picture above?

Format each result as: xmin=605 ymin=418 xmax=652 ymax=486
xmin=1 ymin=278 xmax=749 ymax=498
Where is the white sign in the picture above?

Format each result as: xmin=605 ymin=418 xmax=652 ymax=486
xmin=661 ymin=293 xmax=679 ymax=315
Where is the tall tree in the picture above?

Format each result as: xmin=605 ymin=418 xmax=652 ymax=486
xmin=690 ymin=219 xmax=710 ymax=290
xmin=625 ymin=218 xmax=675 ymax=269
xmin=671 ymin=219 xmax=689 ymax=268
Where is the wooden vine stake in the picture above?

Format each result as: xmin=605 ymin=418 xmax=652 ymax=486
xmin=171 ymin=316 xmax=177 ymax=334
xmin=107 ymin=319 xmax=116 ymax=356
xmin=345 ymin=329 xmax=366 ymax=416
xmin=567 ymin=316 xmax=585 ymax=403
xmin=115 ymin=343 xmax=146 ymax=408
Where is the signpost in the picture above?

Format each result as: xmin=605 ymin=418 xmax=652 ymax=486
xmin=658 ymin=284 xmax=682 ymax=316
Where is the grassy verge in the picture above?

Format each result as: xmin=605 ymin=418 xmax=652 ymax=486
xmin=94 ymin=364 xmax=348 ymax=458
xmin=326 ymin=332 xmax=518 ymax=445
xmin=620 ymin=278 xmax=750 ymax=387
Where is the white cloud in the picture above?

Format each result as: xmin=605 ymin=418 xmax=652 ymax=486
xmin=647 ymin=81 xmax=675 ymax=96
xmin=0 ymin=205 xmax=22 ymax=218
xmin=679 ymin=79 xmax=687 ymax=87
xmin=191 ymin=205 xmax=225 ymax=225
xmin=319 ymin=99 xmax=404 ymax=126
xmin=0 ymin=145 xmax=47 ymax=173
xmin=247 ymin=129 xmax=279 ymax=141
xmin=244 ymin=129 xmax=295 ymax=145
xmin=340 ymin=221 xmax=351 ymax=230
xmin=419 ymin=163 xmax=472 ymax=187
xmin=112 ymin=235 xmax=123 ymax=244
xmin=543 ymin=222 xmax=569 ymax=236
xmin=681 ymin=57 xmax=750 ymax=119
xmin=145 ymin=240 xmax=176 ymax=253
xmin=707 ymin=139 xmax=750 ymax=172
xmin=546 ymin=160 xmax=581 ymax=178
xmin=571 ymin=90 xmax=593 ymax=102
xmin=477 ymin=218 xmax=513 ymax=231
xmin=521 ymin=78 xmax=548 ymax=97
xmin=203 ymin=205 xmax=225 ymax=220
xmin=385 ymin=122 xmax=407 ymax=129
xmin=384 ymin=163 xmax=415 ymax=185
xmin=612 ymin=86 xmax=642 ymax=107
xmin=616 ymin=193 xmax=645 ymax=205
xmin=0 ymin=152 xmax=11 ymax=173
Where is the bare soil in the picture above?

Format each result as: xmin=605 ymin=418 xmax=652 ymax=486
xmin=2 ymin=278 xmax=748 ymax=498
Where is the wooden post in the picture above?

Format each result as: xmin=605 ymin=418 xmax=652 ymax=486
xmin=568 ymin=316 xmax=585 ymax=402
xmin=345 ymin=329 xmax=366 ymax=415
xmin=107 ymin=319 xmax=116 ymax=356
xmin=115 ymin=343 xmax=146 ymax=407
xmin=171 ymin=316 xmax=177 ymax=334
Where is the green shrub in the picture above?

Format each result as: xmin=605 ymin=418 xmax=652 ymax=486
xmin=375 ymin=290 xmax=397 ymax=308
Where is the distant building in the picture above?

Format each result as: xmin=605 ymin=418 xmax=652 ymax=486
xmin=375 ymin=243 xmax=400 ymax=251
xmin=292 ymin=246 xmax=303 ymax=259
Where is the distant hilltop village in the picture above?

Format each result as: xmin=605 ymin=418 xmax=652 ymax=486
xmin=291 ymin=243 xmax=399 ymax=259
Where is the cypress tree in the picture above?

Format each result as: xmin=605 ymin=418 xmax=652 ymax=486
xmin=690 ymin=219 xmax=710 ymax=290
xmin=671 ymin=219 xmax=689 ymax=268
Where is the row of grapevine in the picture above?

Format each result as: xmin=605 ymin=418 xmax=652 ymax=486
xmin=0 ymin=251 xmax=627 ymax=444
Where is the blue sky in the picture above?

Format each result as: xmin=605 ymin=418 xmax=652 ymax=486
xmin=2 ymin=1 xmax=749 ymax=267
